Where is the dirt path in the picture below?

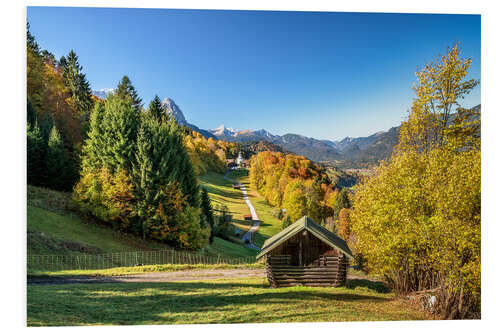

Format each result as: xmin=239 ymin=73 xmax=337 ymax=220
xmin=224 ymin=170 xmax=261 ymax=250
xmin=28 ymin=269 xmax=266 ymax=285
xmin=28 ymin=269 xmax=383 ymax=286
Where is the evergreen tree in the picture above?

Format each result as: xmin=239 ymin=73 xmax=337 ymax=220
xmin=133 ymin=115 xmax=205 ymax=246
xmin=133 ymin=115 xmax=172 ymax=206
xmin=59 ymin=50 xmax=93 ymax=125
xmin=148 ymin=95 xmax=164 ymax=120
xmin=26 ymin=22 xmax=40 ymax=56
xmin=45 ymin=126 xmax=72 ymax=190
xmin=81 ymin=101 xmax=106 ymax=171
xmin=41 ymin=50 xmax=57 ymax=67
xmin=133 ymin=115 xmax=199 ymax=207
xmin=39 ymin=112 xmax=54 ymax=142
xmin=200 ymin=188 xmax=215 ymax=242
xmin=334 ymin=188 xmax=351 ymax=219
xmin=27 ymin=98 xmax=37 ymax=128
xmin=116 ymin=75 xmax=143 ymax=113
xmin=100 ymin=93 xmax=140 ymax=174
xmin=162 ymin=120 xmax=200 ymax=208
xmin=27 ymin=122 xmax=46 ymax=186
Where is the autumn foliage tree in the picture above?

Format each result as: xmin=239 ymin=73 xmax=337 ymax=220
xmin=249 ymin=151 xmax=340 ymax=223
xmin=351 ymin=44 xmax=480 ymax=319
xmin=26 ymin=23 xmax=84 ymax=190
xmin=337 ymin=208 xmax=351 ymax=241
xmin=183 ymin=130 xmax=235 ymax=175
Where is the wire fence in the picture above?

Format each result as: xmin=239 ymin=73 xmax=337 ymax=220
xmin=27 ymin=249 xmax=257 ymax=272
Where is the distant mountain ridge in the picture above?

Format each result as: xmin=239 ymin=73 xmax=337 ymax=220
xmin=207 ymin=123 xmax=398 ymax=167
xmin=155 ymin=98 xmax=480 ymax=169
xmin=159 ymin=98 xmax=400 ymax=168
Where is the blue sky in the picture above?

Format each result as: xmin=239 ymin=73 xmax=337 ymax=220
xmin=27 ymin=7 xmax=481 ymax=141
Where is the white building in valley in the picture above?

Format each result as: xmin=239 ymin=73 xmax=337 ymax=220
xmin=236 ymin=151 xmax=244 ymax=166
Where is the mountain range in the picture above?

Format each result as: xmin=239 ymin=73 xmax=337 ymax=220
xmin=155 ymin=98 xmax=401 ymax=168
xmin=206 ymin=124 xmax=400 ymax=168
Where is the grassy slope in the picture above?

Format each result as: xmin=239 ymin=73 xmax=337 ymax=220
xmin=28 ymin=185 xmax=171 ymax=255
xmin=27 ymin=185 xmax=256 ymax=259
xmin=27 ymin=277 xmax=433 ymax=326
xmin=199 ymin=170 xmax=282 ymax=248
xmin=27 ymin=167 xmax=281 ymax=259
xmin=27 ymin=205 xmax=170 ymax=256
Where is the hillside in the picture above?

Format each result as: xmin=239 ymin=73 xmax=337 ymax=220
xmin=27 ymin=186 xmax=172 ymax=256
xmin=27 ymin=185 xmax=258 ymax=258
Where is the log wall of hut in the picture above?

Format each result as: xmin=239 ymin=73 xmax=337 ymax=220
xmin=265 ymin=230 xmax=348 ymax=287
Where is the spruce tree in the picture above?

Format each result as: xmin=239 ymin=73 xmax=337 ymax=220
xmin=27 ymin=122 xmax=46 ymax=186
xmin=133 ymin=114 xmax=198 ymax=206
xmin=148 ymin=95 xmax=164 ymax=120
xmin=39 ymin=112 xmax=54 ymax=142
xmin=27 ymin=98 xmax=37 ymax=128
xmin=81 ymin=101 xmax=106 ymax=171
xmin=116 ymin=75 xmax=143 ymax=113
xmin=45 ymin=126 xmax=70 ymax=190
xmin=334 ymin=188 xmax=351 ymax=219
xmin=167 ymin=120 xmax=200 ymax=207
xmin=200 ymin=188 xmax=215 ymax=242
xmin=100 ymin=93 xmax=140 ymax=174
xmin=59 ymin=50 xmax=93 ymax=123
xmin=26 ymin=22 xmax=40 ymax=56
xmin=133 ymin=114 xmax=203 ymax=243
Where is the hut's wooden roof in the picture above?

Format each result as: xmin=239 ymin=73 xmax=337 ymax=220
xmin=256 ymin=216 xmax=354 ymax=260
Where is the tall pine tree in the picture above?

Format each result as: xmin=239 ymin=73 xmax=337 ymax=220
xmin=27 ymin=122 xmax=46 ymax=186
xmin=100 ymin=93 xmax=140 ymax=174
xmin=200 ymin=188 xmax=213 ymax=227
xmin=81 ymin=101 xmax=106 ymax=171
xmin=39 ymin=112 xmax=54 ymax=142
xmin=200 ymin=188 xmax=215 ymax=242
xmin=116 ymin=75 xmax=143 ymax=113
xmin=45 ymin=126 xmax=73 ymax=190
xmin=168 ymin=120 xmax=200 ymax=207
xmin=27 ymin=98 xmax=37 ymax=128
xmin=133 ymin=114 xmax=206 ymax=246
xmin=59 ymin=50 xmax=93 ymax=138
xmin=26 ymin=22 xmax=40 ymax=55
xmin=148 ymin=95 xmax=164 ymax=120
xmin=334 ymin=188 xmax=351 ymax=219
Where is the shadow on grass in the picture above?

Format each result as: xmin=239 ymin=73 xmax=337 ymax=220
xmin=346 ymin=278 xmax=390 ymax=294
xmin=28 ymin=281 xmax=390 ymax=326
xmin=200 ymin=184 xmax=242 ymax=200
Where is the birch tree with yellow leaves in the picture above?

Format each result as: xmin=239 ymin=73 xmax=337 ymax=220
xmin=351 ymin=44 xmax=480 ymax=319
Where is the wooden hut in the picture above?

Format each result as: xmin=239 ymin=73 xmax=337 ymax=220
xmin=256 ymin=216 xmax=354 ymax=288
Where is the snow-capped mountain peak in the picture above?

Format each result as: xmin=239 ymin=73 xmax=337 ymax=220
xmin=92 ymin=88 xmax=116 ymax=99
xmin=210 ymin=124 xmax=238 ymax=137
